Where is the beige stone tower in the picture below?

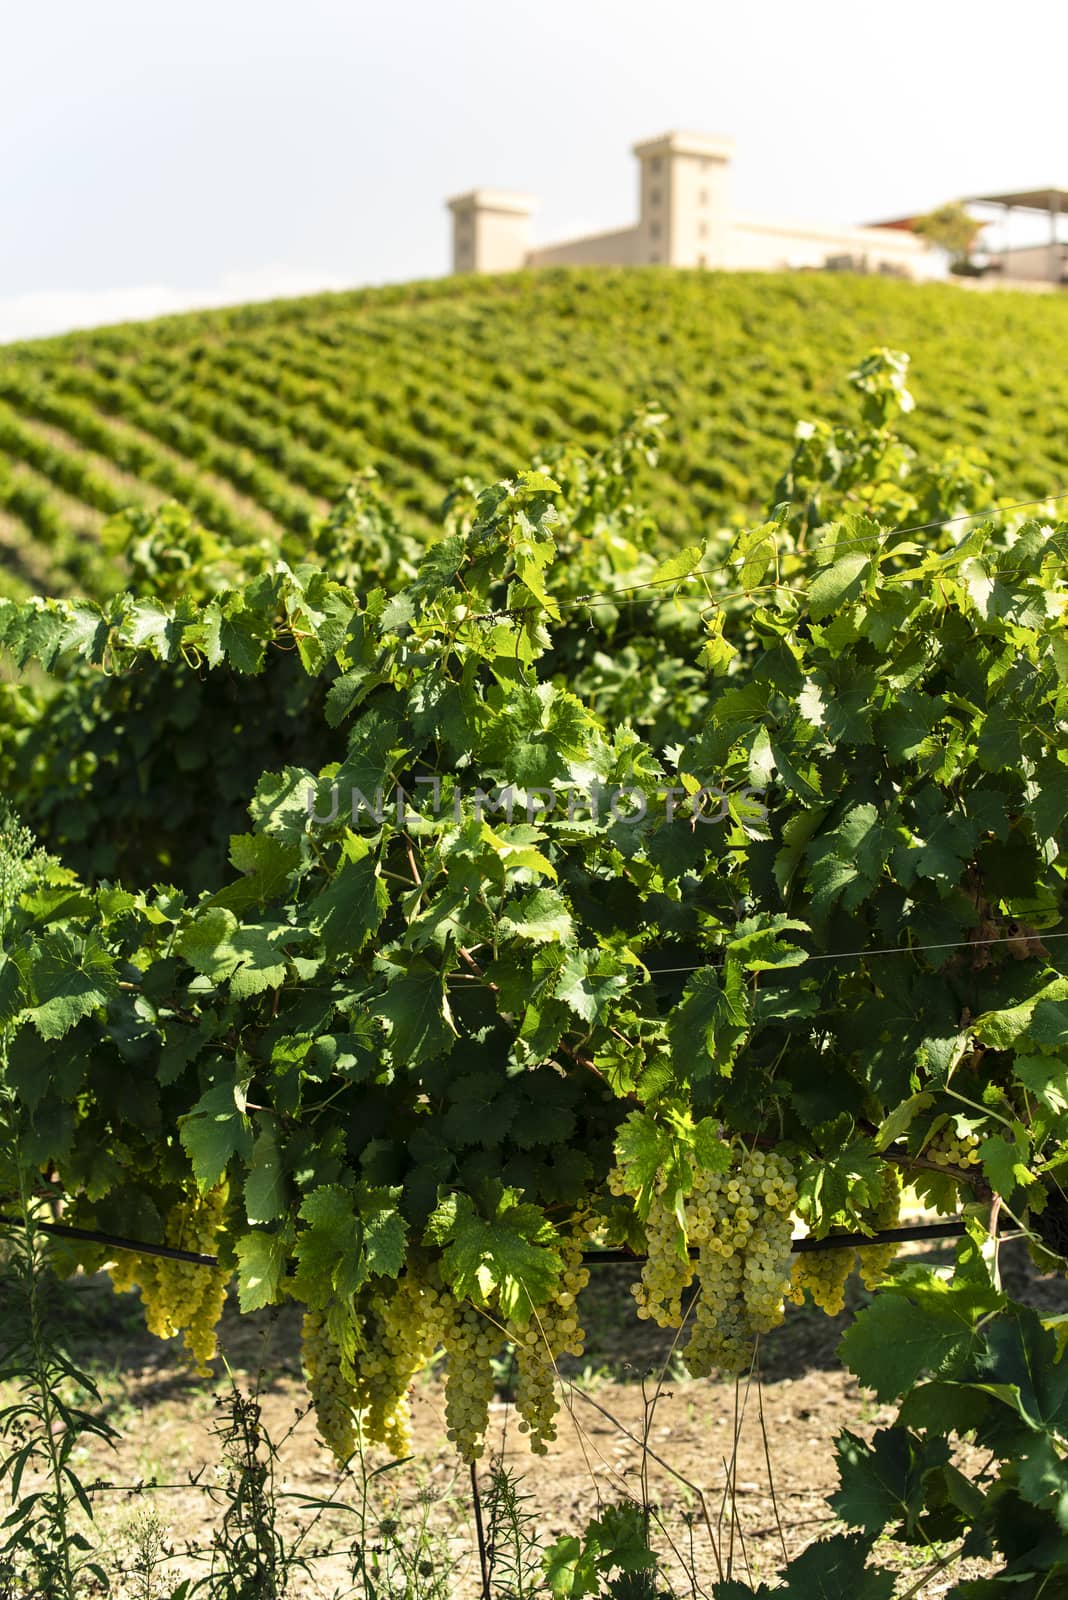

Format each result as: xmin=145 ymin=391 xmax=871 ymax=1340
xmin=632 ymin=131 xmax=735 ymax=267
xmin=447 ymin=190 xmax=535 ymax=274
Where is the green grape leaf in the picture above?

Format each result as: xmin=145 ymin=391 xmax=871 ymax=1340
xmin=228 ymin=926 xmax=291 ymax=999
xmin=612 ymin=1110 xmax=671 ymax=1214
xmin=808 ymin=554 xmax=871 ymax=620
xmin=1013 ymin=1053 xmax=1068 ymax=1114
xmin=980 ymin=1130 xmax=1036 ymax=1197
xmin=830 ymin=1428 xmax=947 ymax=1536
xmin=179 ymin=1077 xmax=255 ymax=1189
xmin=217 ymin=594 xmax=274 ymax=673
xmin=1025 ymin=1001 xmax=1068 ymax=1048
xmin=228 ymin=833 xmax=301 ymax=904
xmin=307 ymin=853 xmax=389 ymax=962
xmin=1016 ymin=1433 xmax=1068 ymax=1527
xmin=840 ymin=1289 xmax=986 ymax=1403
xmin=776 ymin=1531 xmax=894 ymax=1599
xmin=362 ymin=1203 xmax=408 ymax=1280
xmin=235 ymin=1231 xmax=289 ymax=1312
xmin=178 ymin=908 xmax=289 ymax=996
xmin=371 ymin=962 xmax=456 ymax=1064
xmin=425 ymin=1189 xmax=561 ymax=1322
xmin=249 ymin=766 xmax=317 ymax=845
xmin=498 ymin=888 xmax=574 ymax=944
xmin=973 ymin=977 xmax=1068 ymax=1050
xmin=975 ymin=1306 xmax=1068 ymax=1435
xmin=651 ymin=545 xmax=705 ymax=586
xmin=554 ymin=948 xmax=629 ymax=1026
xmin=244 ymin=1122 xmax=288 ymax=1223
xmin=177 ymin=908 xmax=244 ymax=982
xmin=797 ymin=1135 xmax=883 ymax=1231
xmin=23 ymin=930 xmax=118 ymax=1041
xmin=895 ymin=1379 xmax=991 ymax=1436
xmin=584 ymin=1503 xmax=658 ymax=1573
xmin=542 ymin=1535 xmax=601 ymax=1600
xmin=291 ymin=1186 xmax=367 ymax=1304
xmin=668 ymin=963 xmax=749 ymax=1080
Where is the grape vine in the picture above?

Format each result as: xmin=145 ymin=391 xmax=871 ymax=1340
xmin=2 ymin=345 xmax=1068 ymax=1591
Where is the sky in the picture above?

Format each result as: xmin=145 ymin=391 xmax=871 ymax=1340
xmin=0 ymin=0 xmax=1063 ymax=342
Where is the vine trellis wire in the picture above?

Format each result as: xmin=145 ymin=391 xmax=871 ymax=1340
xmin=0 ymin=1212 xmax=972 ymax=1269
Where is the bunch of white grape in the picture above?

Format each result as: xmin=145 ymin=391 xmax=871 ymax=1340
xmin=107 ymin=1185 xmax=231 ymax=1374
xmin=788 ymin=1161 xmax=906 ymax=1312
xmin=510 ymin=1216 xmax=592 ymax=1454
xmin=683 ymin=1147 xmax=798 ymax=1375
xmin=927 ymin=1123 xmax=984 ymax=1169
xmin=858 ymin=1163 xmax=902 ymax=1292
xmin=439 ymin=1291 xmax=501 ymax=1462
xmin=609 ymin=1139 xmax=798 ymax=1376
xmin=298 ymin=1219 xmax=598 ymax=1467
xmin=302 ymin=1305 xmax=359 ymax=1461
xmin=788 ymin=1246 xmax=854 ymax=1316
xmin=618 ymin=1173 xmax=694 ymax=1328
xmin=682 ymin=1247 xmax=749 ymax=1376
xmin=347 ymin=1271 xmax=440 ymax=1459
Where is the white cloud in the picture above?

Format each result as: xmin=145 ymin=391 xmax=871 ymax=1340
xmin=0 ymin=265 xmax=352 ymax=345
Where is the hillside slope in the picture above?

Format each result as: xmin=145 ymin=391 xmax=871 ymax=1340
xmin=2 ymin=267 xmax=1068 ymax=598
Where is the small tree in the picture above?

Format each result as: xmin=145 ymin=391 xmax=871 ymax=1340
xmin=911 ymin=201 xmax=983 ymax=273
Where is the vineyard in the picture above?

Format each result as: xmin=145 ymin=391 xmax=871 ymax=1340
xmin=1 ymin=274 xmax=1068 ymax=1598
xmin=3 ymin=269 xmax=1068 ymax=604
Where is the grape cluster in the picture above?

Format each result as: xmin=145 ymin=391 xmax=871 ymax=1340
xmin=348 ymin=1272 xmax=441 ymax=1458
xmin=106 ymin=1248 xmax=140 ymax=1296
xmin=510 ymin=1217 xmax=592 ymax=1454
xmin=302 ymin=1306 xmax=358 ymax=1461
xmin=789 ymin=1161 xmax=904 ymax=1312
xmin=928 ymin=1124 xmax=984 ymax=1169
xmin=788 ymin=1247 xmax=853 ymax=1316
xmin=683 ymin=1249 xmax=749 ymax=1376
xmin=302 ymin=1267 xmax=450 ymax=1463
xmin=610 ymin=1140 xmax=798 ymax=1377
xmin=299 ymin=1225 xmax=596 ymax=1467
xmin=439 ymin=1293 xmax=500 ymax=1462
xmin=858 ymin=1163 xmax=902 ymax=1291
xmin=618 ymin=1177 xmax=693 ymax=1328
xmin=108 ymin=1185 xmax=230 ymax=1374
xmin=684 ymin=1147 xmax=798 ymax=1376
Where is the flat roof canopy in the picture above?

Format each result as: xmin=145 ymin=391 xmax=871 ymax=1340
xmin=968 ymin=187 xmax=1068 ymax=211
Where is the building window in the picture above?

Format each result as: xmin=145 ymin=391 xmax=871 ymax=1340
xmin=649 ymin=157 xmax=662 ymax=175
xmin=648 ymin=185 xmax=661 ymax=207
xmin=700 ymin=159 xmax=709 ymax=173
xmin=699 ymin=188 xmax=709 ymax=206
xmin=698 ymin=220 xmax=708 ymax=239
xmin=649 ymin=220 xmax=661 ymax=240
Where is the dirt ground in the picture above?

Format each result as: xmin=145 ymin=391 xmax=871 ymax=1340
xmin=8 ymin=1231 xmax=1068 ymax=1598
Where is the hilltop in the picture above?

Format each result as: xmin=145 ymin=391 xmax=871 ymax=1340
xmin=2 ymin=267 xmax=1068 ymax=599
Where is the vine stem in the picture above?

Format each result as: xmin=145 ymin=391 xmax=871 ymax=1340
xmin=945 ymin=1085 xmax=1017 ymax=1133
xmin=896 ymin=1541 xmax=964 ymax=1599
xmin=470 ymin=1460 xmax=491 ymax=1600
xmin=883 ymin=1148 xmax=990 ymax=1194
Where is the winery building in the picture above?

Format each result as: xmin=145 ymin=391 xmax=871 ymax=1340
xmin=447 ymin=131 xmax=936 ymax=280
